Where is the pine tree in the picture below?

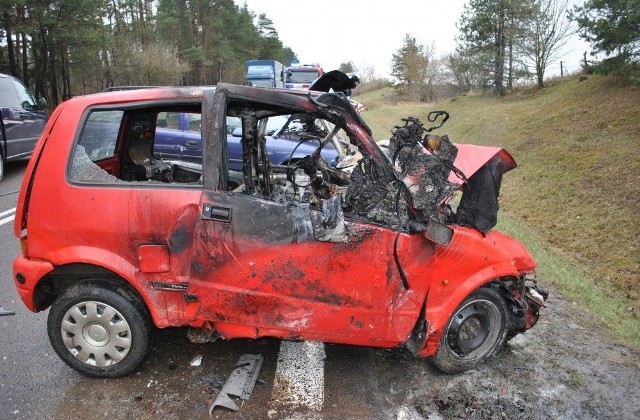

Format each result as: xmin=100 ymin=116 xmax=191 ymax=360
xmin=456 ymin=0 xmax=533 ymax=94
xmin=571 ymin=0 xmax=640 ymax=75
xmin=391 ymin=34 xmax=431 ymax=101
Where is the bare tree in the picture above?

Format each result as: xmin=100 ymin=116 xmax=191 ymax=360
xmin=358 ymin=66 xmax=376 ymax=84
xmin=522 ymin=0 xmax=575 ymax=88
xmin=105 ymin=41 xmax=190 ymax=87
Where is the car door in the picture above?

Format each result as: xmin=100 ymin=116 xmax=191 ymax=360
xmin=180 ymin=113 xmax=203 ymax=162
xmin=153 ymin=111 xmax=186 ymax=160
xmin=187 ymin=88 xmax=431 ymax=346
xmin=0 ymin=76 xmax=46 ymax=160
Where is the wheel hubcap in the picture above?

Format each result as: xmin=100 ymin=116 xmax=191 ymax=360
xmin=60 ymin=301 xmax=132 ymax=367
xmin=446 ymin=299 xmax=501 ymax=358
xmin=84 ymin=323 xmax=109 ymax=346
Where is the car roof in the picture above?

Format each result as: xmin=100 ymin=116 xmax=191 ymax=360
xmin=0 ymin=72 xmax=18 ymax=81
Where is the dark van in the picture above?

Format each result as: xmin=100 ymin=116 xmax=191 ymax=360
xmin=0 ymin=73 xmax=47 ymax=181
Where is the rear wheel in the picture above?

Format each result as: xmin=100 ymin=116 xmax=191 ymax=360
xmin=47 ymin=282 xmax=154 ymax=378
xmin=432 ymin=287 xmax=509 ymax=374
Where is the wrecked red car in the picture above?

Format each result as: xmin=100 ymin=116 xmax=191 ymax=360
xmin=12 ymin=83 xmax=546 ymax=378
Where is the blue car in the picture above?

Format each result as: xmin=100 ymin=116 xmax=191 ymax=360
xmin=153 ymin=112 xmax=342 ymax=171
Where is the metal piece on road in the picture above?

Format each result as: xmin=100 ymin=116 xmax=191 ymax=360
xmin=209 ymin=353 xmax=264 ymax=414
xmin=0 ymin=305 xmax=15 ymax=316
xmin=190 ymin=354 xmax=203 ymax=367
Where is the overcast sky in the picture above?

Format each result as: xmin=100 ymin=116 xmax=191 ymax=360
xmin=234 ymin=0 xmax=591 ymax=78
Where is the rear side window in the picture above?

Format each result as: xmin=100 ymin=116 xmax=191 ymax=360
xmin=0 ymin=78 xmax=20 ymax=107
xmin=78 ymin=110 xmax=122 ymax=161
xmin=70 ymin=105 xmax=203 ymax=186
xmin=0 ymin=77 xmax=36 ymax=108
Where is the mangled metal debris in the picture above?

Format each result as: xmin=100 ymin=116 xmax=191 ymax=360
xmin=344 ymin=114 xmax=461 ymax=245
xmin=388 ymin=116 xmax=459 ymax=224
xmin=270 ymin=111 xmax=509 ymax=246
xmin=209 ymin=354 xmax=264 ymax=414
xmin=310 ymin=194 xmax=347 ymax=242
xmin=0 ymin=305 xmax=15 ymax=316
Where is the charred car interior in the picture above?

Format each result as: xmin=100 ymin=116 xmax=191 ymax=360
xmin=71 ymin=94 xmax=510 ymax=243
xmin=14 ymin=82 xmax=547 ymax=379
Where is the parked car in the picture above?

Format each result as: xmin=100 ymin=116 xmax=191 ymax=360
xmin=152 ymin=111 xmax=347 ymax=172
xmin=0 ymin=72 xmax=47 ymax=181
xmin=12 ymin=84 xmax=546 ymax=378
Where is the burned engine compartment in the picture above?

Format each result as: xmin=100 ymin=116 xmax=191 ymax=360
xmin=232 ymin=94 xmax=509 ymax=243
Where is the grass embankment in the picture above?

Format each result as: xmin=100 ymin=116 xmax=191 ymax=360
xmin=357 ymin=75 xmax=640 ymax=348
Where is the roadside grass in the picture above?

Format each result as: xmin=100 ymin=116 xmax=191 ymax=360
xmin=497 ymin=216 xmax=640 ymax=347
xmin=357 ymin=75 xmax=640 ymax=348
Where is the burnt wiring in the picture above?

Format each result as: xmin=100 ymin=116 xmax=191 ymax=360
xmin=285 ymin=138 xmax=322 ymax=190
xmin=425 ymin=110 xmax=449 ymax=132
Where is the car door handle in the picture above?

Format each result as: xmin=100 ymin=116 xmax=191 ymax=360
xmin=186 ymin=140 xmax=198 ymax=147
xmin=202 ymin=204 xmax=231 ymax=222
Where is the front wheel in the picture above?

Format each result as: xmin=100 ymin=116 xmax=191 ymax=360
xmin=432 ymin=287 xmax=510 ymax=374
xmin=47 ymin=282 xmax=154 ymax=378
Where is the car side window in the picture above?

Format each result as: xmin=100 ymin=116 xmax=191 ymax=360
xmin=157 ymin=112 xmax=181 ymax=130
xmin=187 ymin=113 xmax=201 ymax=132
xmin=223 ymin=101 xmax=352 ymax=205
xmin=0 ymin=78 xmax=20 ymax=107
xmin=70 ymin=106 xmax=203 ymax=186
xmin=14 ymin=79 xmax=37 ymax=108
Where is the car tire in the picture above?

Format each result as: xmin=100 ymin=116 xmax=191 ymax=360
xmin=0 ymin=156 xmax=4 ymax=182
xmin=47 ymin=282 xmax=154 ymax=378
xmin=432 ymin=286 xmax=509 ymax=374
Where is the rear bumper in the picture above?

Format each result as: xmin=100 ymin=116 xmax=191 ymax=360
xmin=12 ymin=255 xmax=54 ymax=312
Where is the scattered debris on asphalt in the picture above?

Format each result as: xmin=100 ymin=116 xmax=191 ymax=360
xmin=190 ymin=354 xmax=203 ymax=367
xmin=0 ymin=305 xmax=15 ymax=316
xmin=209 ymin=354 xmax=264 ymax=414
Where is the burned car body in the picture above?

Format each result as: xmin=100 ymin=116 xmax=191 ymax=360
xmin=12 ymin=83 xmax=545 ymax=378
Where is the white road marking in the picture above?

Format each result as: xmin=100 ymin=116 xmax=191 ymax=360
xmin=0 ymin=214 xmax=15 ymax=226
xmin=269 ymin=341 xmax=326 ymax=417
xmin=0 ymin=207 xmax=16 ymax=218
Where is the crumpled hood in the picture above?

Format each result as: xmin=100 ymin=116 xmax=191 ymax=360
xmin=449 ymin=144 xmax=517 ymax=184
